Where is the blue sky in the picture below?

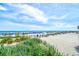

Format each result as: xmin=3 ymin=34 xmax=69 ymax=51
xmin=0 ymin=3 xmax=79 ymax=31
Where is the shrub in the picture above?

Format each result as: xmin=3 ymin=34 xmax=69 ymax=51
xmin=0 ymin=38 xmax=8 ymax=44
xmin=1 ymin=36 xmax=13 ymax=44
xmin=0 ymin=38 xmax=62 ymax=56
xmin=7 ymin=39 xmax=13 ymax=44
xmin=15 ymin=37 xmax=21 ymax=42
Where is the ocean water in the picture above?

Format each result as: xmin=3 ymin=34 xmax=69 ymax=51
xmin=0 ymin=31 xmax=51 ymax=35
xmin=0 ymin=31 xmax=78 ymax=35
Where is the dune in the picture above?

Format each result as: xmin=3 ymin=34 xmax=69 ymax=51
xmin=40 ymin=33 xmax=79 ymax=56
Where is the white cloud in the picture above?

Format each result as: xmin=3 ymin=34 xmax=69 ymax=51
xmin=49 ymin=14 xmax=68 ymax=20
xmin=9 ymin=4 xmax=48 ymax=23
xmin=52 ymin=22 xmax=65 ymax=28
xmin=0 ymin=13 xmax=16 ymax=19
xmin=0 ymin=21 xmax=77 ymax=31
xmin=0 ymin=21 xmax=43 ymax=30
xmin=0 ymin=4 xmax=77 ymax=31
xmin=1 ymin=4 xmax=68 ymax=24
xmin=0 ymin=5 xmax=7 ymax=10
xmin=49 ymin=22 xmax=77 ymax=30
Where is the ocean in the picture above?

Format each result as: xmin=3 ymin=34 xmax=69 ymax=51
xmin=0 ymin=31 xmax=78 ymax=35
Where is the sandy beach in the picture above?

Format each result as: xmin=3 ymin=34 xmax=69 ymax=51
xmin=40 ymin=33 xmax=79 ymax=56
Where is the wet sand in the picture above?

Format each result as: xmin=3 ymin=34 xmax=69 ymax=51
xmin=40 ymin=33 xmax=79 ymax=56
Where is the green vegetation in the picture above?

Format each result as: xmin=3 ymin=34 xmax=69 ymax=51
xmin=0 ymin=32 xmax=62 ymax=56
xmin=0 ymin=38 xmax=62 ymax=56
xmin=0 ymin=35 xmax=13 ymax=44
xmin=0 ymin=32 xmax=30 ymax=44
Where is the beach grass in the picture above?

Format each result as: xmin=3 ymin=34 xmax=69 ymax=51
xmin=0 ymin=37 xmax=62 ymax=56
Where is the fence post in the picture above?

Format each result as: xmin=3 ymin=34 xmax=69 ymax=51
xmin=77 ymin=26 xmax=79 ymax=34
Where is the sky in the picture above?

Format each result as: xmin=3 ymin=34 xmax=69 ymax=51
xmin=0 ymin=3 xmax=79 ymax=31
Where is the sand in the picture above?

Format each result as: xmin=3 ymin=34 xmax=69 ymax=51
xmin=40 ymin=33 xmax=79 ymax=56
xmin=3 ymin=42 xmax=19 ymax=46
